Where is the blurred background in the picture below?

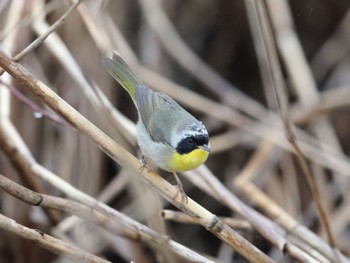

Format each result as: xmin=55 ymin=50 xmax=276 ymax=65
xmin=0 ymin=0 xmax=350 ymax=262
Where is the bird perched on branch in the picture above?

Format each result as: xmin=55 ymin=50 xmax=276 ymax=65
xmin=103 ymin=52 xmax=210 ymax=202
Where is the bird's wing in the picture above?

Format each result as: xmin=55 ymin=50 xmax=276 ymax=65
xmin=136 ymin=86 xmax=190 ymax=145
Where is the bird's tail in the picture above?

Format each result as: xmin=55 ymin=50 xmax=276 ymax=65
xmin=103 ymin=52 xmax=143 ymax=106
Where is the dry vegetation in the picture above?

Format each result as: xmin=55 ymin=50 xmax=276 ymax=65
xmin=0 ymin=0 xmax=350 ymax=262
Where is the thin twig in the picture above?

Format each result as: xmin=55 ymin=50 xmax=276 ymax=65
xmin=14 ymin=0 xmax=83 ymax=62
xmin=0 ymin=79 xmax=67 ymax=126
xmin=0 ymin=0 xmax=83 ymax=76
xmin=0 ymin=0 xmax=61 ymax=41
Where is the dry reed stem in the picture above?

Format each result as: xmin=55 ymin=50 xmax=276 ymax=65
xmin=0 ymin=86 xmax=215 ymax=262
xmin=233 ymin=140 xmax=349 ymax=262
xmin=0 ymin=176 xmax=110 ymax=263
xmin=0 ymin=213 xmax=110 ymax=263
xmin=0 ymin=173 xmax=211 ymax=263
xmin=0 ymin=94 xmax=214 ymax=261
xmin=272 ymin=6 xmax=350 ymax=240
xmin=291 ymin=85 xmax=350 ymax=125
xmin=29 ymin=0 xmax=137 ymax=148
xmin=161 ymin=210 xmax=252 ymax=230
xmin=0 ymin=49 xmax=274 ymax=263
xmin=188 ymin=166 xmax=316 ymax=262
xmin=0 ymin=0 xmax=25 ymax=119
xmin=253 ymin=0 xmax=341 ymax=261
xmin=264 ymin=0 xmax=347 ymax=204
xmin=30 ymin=0 xmax=98 ymax=104
xmin=1 ymin=1 xmax=349 ymax=261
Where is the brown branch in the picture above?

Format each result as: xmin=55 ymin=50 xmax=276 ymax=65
xmin=0 ymin=212 xmax=110 ymax=263
xmin=232 ymin=139 xmax=349 ymax=262
xmin=0 ymin=173 xmax=213 ymax=263
xmin=186 ymin=165 xmax=314 ymax=263
xmin=0 ymin=48 xmax=274 ymax=263
xmin=0 ymin=184 xmax=109 ymax=263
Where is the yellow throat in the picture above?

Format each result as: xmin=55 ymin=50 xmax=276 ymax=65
xmin=170 ymin=148 xmax=209 ymax=172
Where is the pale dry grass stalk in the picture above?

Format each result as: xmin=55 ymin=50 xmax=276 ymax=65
xmin=248 ymin=0 xmax=341 ymax=261
xmin=0 ymin=213 xmax=109 ymax=263
xmin=1 ymin=1 xmax=350 ymax=262
xmin=0 ymin=173 xmax=210 ymax=262
xmin=0 ymin=0 xmax=25 ymax=118
xmin=233 ymin=141 xmax=348 ymax=262
xmin=0 ymin=174 xmax=110 ymax=263
xmin=0 ymin=80 xmax=215 ymax=262
xmin=161 ymin=210 xmax=252 ymax=230
xmin=186 ymin=166 xmax=317 ymax=262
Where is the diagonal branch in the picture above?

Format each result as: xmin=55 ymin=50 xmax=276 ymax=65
xmin=0 ymin=48 xmax=274 ymax=263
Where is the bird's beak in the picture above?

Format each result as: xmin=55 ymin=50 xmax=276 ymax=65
xmin=198 ymin=144 xmax=211 ymax=153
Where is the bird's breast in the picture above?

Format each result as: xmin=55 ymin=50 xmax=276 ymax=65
xmin=170 ymin=148 xmax=209 ymax=172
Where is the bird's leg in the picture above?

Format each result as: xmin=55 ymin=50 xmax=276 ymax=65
xmin=139 ymin=154 xmax=151 ymax=173
xmin=172 ymin=172 xmax=188 ymax=204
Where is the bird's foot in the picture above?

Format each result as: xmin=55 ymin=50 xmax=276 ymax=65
xmin=172 ymin=172 xmax=188 ymax=204
xmin=139 ymin=155 xmax=151 ymax=173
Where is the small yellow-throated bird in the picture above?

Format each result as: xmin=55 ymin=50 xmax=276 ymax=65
xmin=103 ymin=53 xmax=210 ymax=201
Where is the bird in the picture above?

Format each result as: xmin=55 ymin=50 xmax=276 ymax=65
xmin=103 ymin=52 xmax=210 ymax=202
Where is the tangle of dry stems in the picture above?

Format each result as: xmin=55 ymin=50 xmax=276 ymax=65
xmin=1 ymin=1 xmax=350 ymax=262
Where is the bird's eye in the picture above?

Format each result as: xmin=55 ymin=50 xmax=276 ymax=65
xmin=187 ymin=138 xmax=194 ymax=145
